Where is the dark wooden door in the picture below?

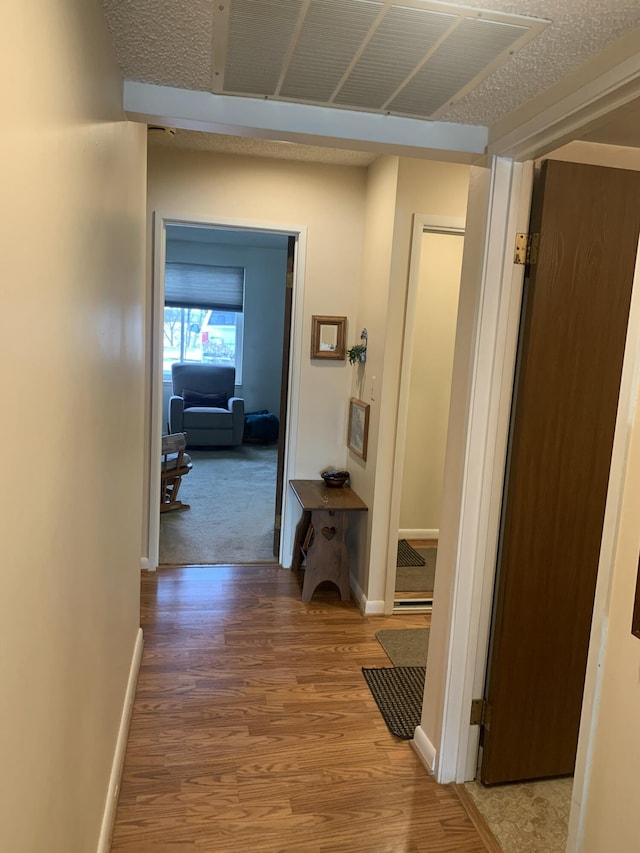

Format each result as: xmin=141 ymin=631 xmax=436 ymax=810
xmin=273 ymin=236 xmax=295 ymax=557
xmin=480 ymin=159 xmax=640 ymax=785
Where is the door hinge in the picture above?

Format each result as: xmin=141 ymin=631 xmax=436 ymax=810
xmin=470 ymin=698 xmax=492 ymax=729
xmin=274 ymin=513 xmax=282 ymax=530
xmin=514 ymin=232 xmax=539 ymax=266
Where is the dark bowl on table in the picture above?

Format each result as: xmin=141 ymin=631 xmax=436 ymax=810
xmin=321 ymin=470 xmax=350 ymax=488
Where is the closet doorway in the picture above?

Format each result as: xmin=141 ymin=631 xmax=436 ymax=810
xmin=388 ymin=215 xmax=465 ymax=611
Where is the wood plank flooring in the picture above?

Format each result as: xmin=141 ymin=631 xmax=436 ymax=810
xmin=111 ymin=565 xmax=489 ymax=852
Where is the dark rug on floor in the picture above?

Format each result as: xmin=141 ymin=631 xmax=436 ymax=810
xmin=362 ymin=666 xmax=426 ymax=739
xmin=397 ymin=539 xmax=425 ymax=567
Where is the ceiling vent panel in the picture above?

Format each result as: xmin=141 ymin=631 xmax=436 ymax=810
xmin=334 ymin=6 xmax=456 ymax=109
xmin=219 ymin=0 xmax=548 ymax=120
xmin=224 ymin=0 xmax=304 ymax=95
xmin=388 ymin=17 xmax=529 ymax=117
xmin=280 ymin=0 xmax=383 ymax=102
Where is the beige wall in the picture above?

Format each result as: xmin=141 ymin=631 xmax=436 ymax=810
xmin=361 ymin=158 xmax=470 ymax=604
xmin=581 ymin=390 xmax=640 ymax=851
xmin=400 ymin=231 xmax=464 ymax=532
xmin=545 ymin=140 xmax=640 ymax=170
xmin=347 ymin=156 xmax=400 ymax=597
xmin=146 ymin=149 xmax=470 ymax=603
xmin=147 ymin=148 xmax=366 ymax=479
xmin=1 ymin=2 xmax=147 ymax=852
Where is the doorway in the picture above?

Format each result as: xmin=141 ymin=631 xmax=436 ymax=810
xmin=387 ymin=215 xmax=465 ymax=612
xmin=478 ymin=159 xmax=640 ymax=786
xmin=147 ymin=215 xmax=302 ymax=571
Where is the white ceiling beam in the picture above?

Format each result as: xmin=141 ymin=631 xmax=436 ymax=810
xmin=123 ymin=82 xmax=488 ymax=162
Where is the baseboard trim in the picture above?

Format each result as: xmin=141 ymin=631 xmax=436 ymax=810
xmin=399 ymin=529 xmax=439 ymax=540
xmin=411 ymin=725 xmax=437 ymax=775
xmin=97 ymin=627 xmax=144 ymax=853
xmin=140 ymin=557 xmax=150 ymax=571
xmin=350 ymin=575 xmax=385 ymax=615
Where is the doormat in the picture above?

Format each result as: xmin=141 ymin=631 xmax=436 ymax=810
xmin=397 ymin=539 xmax=426 ymax=567
xmin=362 ymin=666 xmax=425 ymax=739
xmin=375 ymin=628 xmax=430 ymax=667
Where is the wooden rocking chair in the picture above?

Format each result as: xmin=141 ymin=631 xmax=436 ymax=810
xmin=160 ymin=432 xmax=192 ymax=513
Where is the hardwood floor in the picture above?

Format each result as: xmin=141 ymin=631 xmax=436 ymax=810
xmin=111 ymin=565 xmax=489 ymax=852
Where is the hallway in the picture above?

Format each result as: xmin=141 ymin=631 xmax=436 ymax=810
xmin=111 ymin=565 xmax=489 ymax=852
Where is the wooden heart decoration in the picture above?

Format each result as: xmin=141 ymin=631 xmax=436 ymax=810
xmin=321 ymin=526 xmax=337 ymax=540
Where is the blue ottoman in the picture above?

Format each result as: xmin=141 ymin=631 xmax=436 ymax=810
xmin=243 ymin=410 xmax=279 ymax=444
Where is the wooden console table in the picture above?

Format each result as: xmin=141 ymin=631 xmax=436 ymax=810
xmin=289 ymin=480 xmax=368 ymax=602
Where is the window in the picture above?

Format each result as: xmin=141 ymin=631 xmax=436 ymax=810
xmin=163 ymin=263 xmax=244 ymax=382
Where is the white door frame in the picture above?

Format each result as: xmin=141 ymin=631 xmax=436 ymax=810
xmin=412 ymin=156 xmax=533 ymax=780
xmin=144 ymin=211 xmax=307 ymax=571
xmin=384 ymin=214 xmax=466 ymax=614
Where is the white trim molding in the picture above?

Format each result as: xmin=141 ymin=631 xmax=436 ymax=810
xmin=419 ymin=157 xmax=532 ymax=785
xmin=399 ymin=528 xmax=439 ymax=540
xmin=97 ymin=628 xmax=144 ymax=853
xmin=350 ymin=573 xmax=385 ymax=615
xmin=411 ymin=726 xmax=437 ymax=775
xmin=147 ymin=212 xmax=308 ymax=571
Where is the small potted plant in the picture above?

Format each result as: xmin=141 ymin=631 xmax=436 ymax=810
xmin=347 ymin=344 xmax=367 ymax=364
xmin=347 ymin=328 xmax=368 ymax=364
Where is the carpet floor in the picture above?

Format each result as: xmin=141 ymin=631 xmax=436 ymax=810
xmin=396 ymin=546 xmax=437 ymax=593
xmin=375 ymin=627 xmax=430 ymax=667
xmin=464 ymin=777 xmax=572 ymax=852
xmin=159 ymin=444 xmax=278 ymax=565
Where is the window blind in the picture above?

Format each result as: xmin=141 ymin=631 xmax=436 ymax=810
xmin=165 ymin=263 xmax=245 ymax=312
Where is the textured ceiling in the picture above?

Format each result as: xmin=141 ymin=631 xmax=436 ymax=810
xmin=148 ymin=127 xmax=378 ymax=165
xmin=103 ymin=0 xmax=640 ymax=128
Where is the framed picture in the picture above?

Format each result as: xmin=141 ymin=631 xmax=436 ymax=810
xmin=347 ymin=398 xmax=370 ymax=461
xmin=311 ymin=315 xmax=347 ymax=360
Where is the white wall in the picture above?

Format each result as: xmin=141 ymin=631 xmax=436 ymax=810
xmin=0 ymin=2 xmax=147 ymax=852
xmin=165 ymin=238 xmax=288 ymax=415
xmin=400 ymin=231 xmax=464 ymax=533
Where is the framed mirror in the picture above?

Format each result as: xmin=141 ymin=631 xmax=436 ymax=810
xmin=310 ymin=315 xmax=347 ymax=360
